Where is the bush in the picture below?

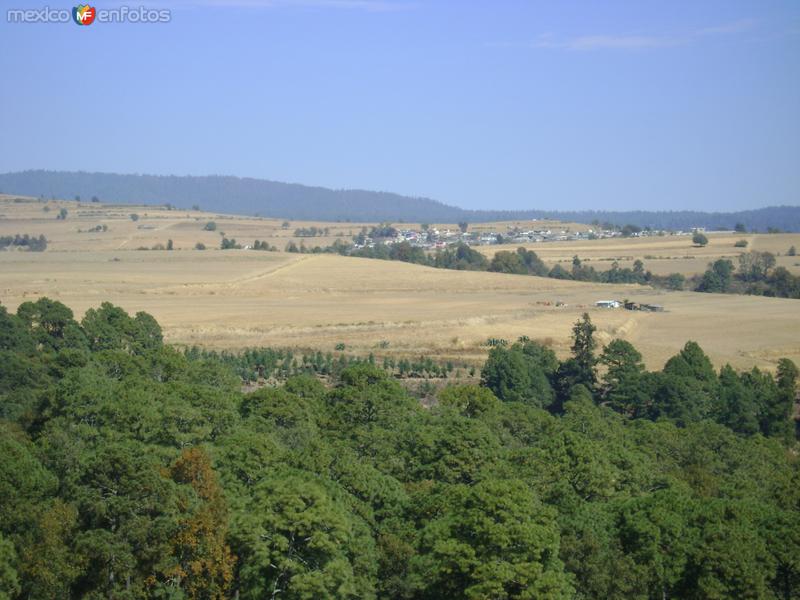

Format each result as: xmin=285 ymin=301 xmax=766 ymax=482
xmin=204 ymin=221 xmax=217 ymax=231
xmin=663 ymin=272 xmax=685 ymax=290
xmin=129 ymin=213 xmax=139 ymax=222
xmin=252 ymin=240 xmax=277 ymax=251
xmin=788 ymin=246 xmax=797 ymax=257
xmin=734 ymin=239 xmax=748 ymax=248
xmin=195 ymin=242 xmax=206 ymax=250
xmin=221 ymin=237 xmax=241 ymax=250
xmin=0 ymin=234 xmax=47 ymax=252
xmin=692 ymin=232 xmax=708 ymax=247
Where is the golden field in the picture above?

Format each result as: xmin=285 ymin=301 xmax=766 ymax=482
xmin=477 ymin=233 xmax=800 ymax=276
xmin=1 ymin=195 xmax=799 ymax=371
xmin=0 ymin=195 xmax=588 ymax=253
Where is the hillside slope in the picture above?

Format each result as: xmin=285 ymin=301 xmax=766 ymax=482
xmin=1 ymin=170 xmax=798 ymax=231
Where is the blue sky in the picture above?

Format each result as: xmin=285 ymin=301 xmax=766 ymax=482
xmin=0 ymin=0 xmax=798 ymax=211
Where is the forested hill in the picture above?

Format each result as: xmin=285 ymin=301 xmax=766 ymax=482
xmin=1 ymin=299 xmax=799 ymax=598
xmin=2 ymin=169 xmax=799 ymax=231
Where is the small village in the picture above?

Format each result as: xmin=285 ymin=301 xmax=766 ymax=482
xmin=352 ymin=221 xmax=710 ymax=251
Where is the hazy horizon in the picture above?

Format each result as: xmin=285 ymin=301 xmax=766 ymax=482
xmin=1 ymin=0 xmax=798 ymax=212
xmin=3 ymin=167 xmax=800 ymax=216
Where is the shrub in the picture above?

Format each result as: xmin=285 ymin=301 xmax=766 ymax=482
xmin=734 ymin=239 xmax=748 ymax=248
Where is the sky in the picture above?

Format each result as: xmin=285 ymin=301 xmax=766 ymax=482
xmin=0 ymin=0 xmax=798 ymax=212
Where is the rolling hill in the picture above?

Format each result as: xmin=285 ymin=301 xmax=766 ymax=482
xmin=1 ymin=169 xmax=798 ymax=231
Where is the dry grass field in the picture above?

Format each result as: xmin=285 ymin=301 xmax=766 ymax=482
xmin=477 ymin=232 xmax=800 ymax=276
xmin=1 ymin=195 xmax=799 ymax=371
xmin=0 ymin=195 xmax=588 ymax=253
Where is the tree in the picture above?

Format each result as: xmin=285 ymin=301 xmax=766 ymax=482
xmin=617 ymin=488 xmax=698 ymax=600
xmin=16 ymin=500 xmax=80 ymax=599
xmin=488 ymin=251 xmax=527 ymax=275
xmin=734 ymin=222 xmax=747 ymax=233
xmin=692 ymin=232 xmax=709 ymax=247
xmin=696 ymin=259 xmax=734 ymax=293
xmin=80 ymin=302 xmax=162 ymax=354
xmin=56 ymin=208 xmax=68 ymax=220
xmin=458 ymin=221 xmax=468 ymax=234
xmin=600 ymin=339 xmax=648 ymax=417
xmin=664 ymin=273 xmax=685 ymax=290
xmin=204 ymin=221 xmax=217 ymax=231
xmin=167 ymin=448 xmax=235 ymax=599
xmin=0 ymin=304 xmax=35 ymax=354
xmin=480 ymin=341 xmax=556 ymax=409
xmin=682 ymin=499 xmax=775 ymax=599
xmin=438 ymin=385 xmax=499 ymax=418
xmin=768 ymin=267 xmax=800 ymax=299
xmin=653 ymin=342 xmax=718 ymax=424
xmin=738 ymin=251 xmax=776 ymax=282
xmin=195 ymin=242 xmax=206 ymax=250
xmin=767 ymin=358 xmax=799 ymax=439
xmin=621 ymin=224 xmax=642 ymax=237
xmin=16 ymin=297 xmax=86 ymax=351
xmin=326 ymin=364 xmax=418 ymax=435
xmin=516 ymin=247 xmax=549 ymax=276
xmin=548 ymin=264 xmax=572 ymax=280
xmin=409 ymin=479 xmax=573 ymax=599
xmin=570 ymin=313 xmax=597 ymax=387
xmin=129 ymin=213 xmax=139 ymax=222
xmin=715 ymin=365 xmax=759 ymax=435
xmin=166 ymin=239 xmax=174 ymax=251
xmin=788 ymin=245 xmax=797 ymax=257
xmin=232 ymin=471 xmax=377 ymax=600
xmin=0 ymin=533 xmax=21 ymax=600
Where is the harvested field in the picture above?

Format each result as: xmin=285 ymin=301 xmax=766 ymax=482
xmin=2 ymin=196 xmax=798 ymax=371
xmin=477 ymin=232 xmax=800 ymax=276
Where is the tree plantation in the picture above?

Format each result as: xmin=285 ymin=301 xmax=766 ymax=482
xmin=0 ymin=299 xmax=799 ymax=599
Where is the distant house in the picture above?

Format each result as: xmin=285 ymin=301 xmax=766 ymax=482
xmin=641 ymin=303 xmax=664 ymax=312
xmin=595 ymin=300 xmax=621 ymax=309
xmin=624 ymin=301 xmax=664 ymax=312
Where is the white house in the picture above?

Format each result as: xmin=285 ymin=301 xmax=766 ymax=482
xmin=595 ymin=300 xmax=621 ymax=309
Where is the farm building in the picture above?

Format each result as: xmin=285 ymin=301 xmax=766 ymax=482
xmin=595 ymin=300 xmax=621 ymax=309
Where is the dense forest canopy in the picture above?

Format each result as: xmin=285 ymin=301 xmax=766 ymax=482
xmin=1 ymin=298 xmax=799 ymax=599
xmin=2 ymin=170 xmax=799 ymax=231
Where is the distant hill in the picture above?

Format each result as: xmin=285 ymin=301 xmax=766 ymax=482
xmin=1 ymin=170 xmax=798 ymax=231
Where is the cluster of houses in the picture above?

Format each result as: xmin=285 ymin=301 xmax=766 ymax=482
xmin=352 ymin=221 xmax=712 ymax=251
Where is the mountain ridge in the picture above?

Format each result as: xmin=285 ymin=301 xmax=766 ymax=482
xmin=1 ymin=169 xmax=798 ymax=231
